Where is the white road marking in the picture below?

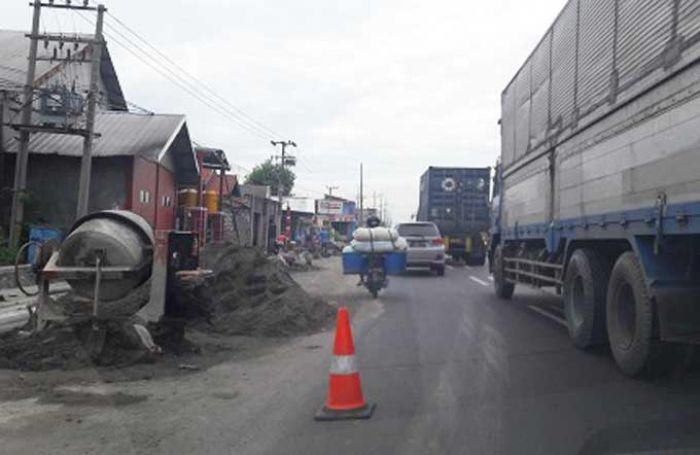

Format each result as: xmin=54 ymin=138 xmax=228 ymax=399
xmin=447 ymin=265 xmax=454 ymax=270
xmin=469 ymin=276 xmax=489 ymax=287
xmin=488 ymin=276 xmax=494 ymax=281
xmin=527 ymin=305 xmax=567 ymax=327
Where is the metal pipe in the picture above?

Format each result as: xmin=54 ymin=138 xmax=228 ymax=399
xmin=93 ymin=253 xmax=102 ymax=320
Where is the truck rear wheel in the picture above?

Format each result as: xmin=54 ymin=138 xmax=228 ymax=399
xmin=563 ymin=249 xmax=607 ymax=349
xmin=493 ymin=245 xmax=514 ymax=299
xmin=606 ymin=252 xmax=674 ymax=377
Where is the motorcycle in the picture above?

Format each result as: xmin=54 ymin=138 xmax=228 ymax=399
xmin=358 ymin=252 xmax=388 ymax=298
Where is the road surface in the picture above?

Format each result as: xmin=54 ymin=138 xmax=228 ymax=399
xmin=3 ymin=260 xmax=700 ymax=454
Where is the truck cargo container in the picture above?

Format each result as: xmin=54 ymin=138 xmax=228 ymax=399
xmin=492 ymin=0 xmax=700 ymax=377
xmin=417 ymin=167 xmax=490 ymax=265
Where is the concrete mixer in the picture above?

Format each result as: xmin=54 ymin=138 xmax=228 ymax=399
xmin=36 ymin=210 xmax=200 ymax=329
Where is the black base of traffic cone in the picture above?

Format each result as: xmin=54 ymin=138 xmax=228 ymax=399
xmin=314 ymin=402 xmax=376 ymax=421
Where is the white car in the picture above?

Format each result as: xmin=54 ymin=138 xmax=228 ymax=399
xmin=396 ymin=222 xmax=446 ymax=276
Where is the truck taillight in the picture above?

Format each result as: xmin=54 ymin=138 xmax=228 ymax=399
xmin=432 ymin=238 xmax=444 ymax=246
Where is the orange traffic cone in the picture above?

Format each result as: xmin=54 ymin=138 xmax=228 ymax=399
xmin=314 ymin=306 xmax=375 ymax=421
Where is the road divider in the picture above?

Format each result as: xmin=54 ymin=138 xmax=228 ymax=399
xmin=469 ymin=276 xmax=489 ymax=287
xmin=315 ymin=307 xmax=375 ymax=421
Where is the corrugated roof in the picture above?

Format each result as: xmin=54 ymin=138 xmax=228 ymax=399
xmin=0 ymin=30 xmax=52 ymax=89
xmin=5 ymin=111 xmax=186 ymax=160
xmin=0 ymin=29 xmax=126 ymax=109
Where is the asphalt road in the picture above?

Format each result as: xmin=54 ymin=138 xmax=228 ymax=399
xmin=4 ymin=261 xmax=700 ymax=454
xmin=267 ymin=264 xmax=700 ymax=455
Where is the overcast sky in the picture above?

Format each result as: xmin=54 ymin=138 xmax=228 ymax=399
xmin=5 ymin=0 xmax=564 ymax=222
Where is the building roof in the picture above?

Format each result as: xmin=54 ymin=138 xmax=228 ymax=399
xmin=5 ymin=111 xmax=200 ymax=184
xmin=0 ymin=29 xmax=126 ymax=110
xmin=195 ymin=146 xmax=230 ymax=170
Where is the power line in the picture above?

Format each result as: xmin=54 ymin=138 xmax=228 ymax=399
xmin=74 ymin=11 xmax=270 ymax=140
xmin=76 ymin=11 xmax=280 ymax=141
xmin=107 ymin=11 xmax=285 ymax=140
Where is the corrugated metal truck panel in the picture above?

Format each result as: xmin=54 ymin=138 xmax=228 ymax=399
xmin=500 ymin=0 xmax=700 ymax=175
xmin=549 ymin=0 xmax=578 ymax=132
xmin=555 ymin=76 xmax=700 ymax=221
xmin=680 ymin=0 xmax=700 ymax=38
xmin=501 ymin=155 xmax=550 ymax=229
xmin=577 ymin=0 xmax=615 ymax=117
xmin=617 ymin=0 xmax=672 ymax=87
xmin=501 ymin=85 xmax=516 ymax=167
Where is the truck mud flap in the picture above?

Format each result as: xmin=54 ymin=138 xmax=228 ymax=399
xmin=653 ymin=285 xmax=700 ymax=344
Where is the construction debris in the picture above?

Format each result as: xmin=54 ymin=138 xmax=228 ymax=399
xmin=0 ymin=317 xmax=159 ymax=371
xmin=200 ymin=243 xmax=333 ymax=337
xmin=0 ymin=243 xmax=332 ymax=371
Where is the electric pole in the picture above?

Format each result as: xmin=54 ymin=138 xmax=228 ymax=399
xmin=76 ymin=3 xmax=105 ymax=219
xmin=8 ymin=1 xmax=106 ymax=248
xmin=270 ymin=140 xmax=296 ymax=235
xmin=359 ymin=163 xmax=364 ymax=226
xmin=8 ymin=1 xmax=41 ymax=249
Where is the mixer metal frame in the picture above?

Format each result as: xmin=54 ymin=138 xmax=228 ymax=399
xmin=35 ymin=248 xmax=151 ymax=329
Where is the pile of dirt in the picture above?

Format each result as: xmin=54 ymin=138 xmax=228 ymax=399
xmin=200 ymin=243 xmax=333 ymax=337
xmin=0 ymin=317 xmax=160 ymax=371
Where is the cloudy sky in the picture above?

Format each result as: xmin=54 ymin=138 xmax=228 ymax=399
xmin=5 ymin=0 xmax=564 ymax=222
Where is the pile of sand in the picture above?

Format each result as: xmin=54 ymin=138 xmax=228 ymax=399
xmin=0 ymin=317 xmax=159 ymax=371
xmin=0 ymin=243 xmax=332 ymax=371
xmin=200 ymin=243 xmax=333 ymax=337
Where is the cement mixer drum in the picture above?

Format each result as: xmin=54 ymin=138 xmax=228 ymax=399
xmin=58 ymin=211 xmax=154 ymax=302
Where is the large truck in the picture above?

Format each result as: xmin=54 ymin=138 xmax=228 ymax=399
xmin=417 ymin=167 xmax=490 ymax=265
xmin=492 ymin=0 xmax=700 ymax=377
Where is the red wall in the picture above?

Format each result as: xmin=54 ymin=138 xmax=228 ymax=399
xmin=129 ymin=157 xmax=176 ymax=230
xmin=155 ymin=164 xmax=176 ymax=230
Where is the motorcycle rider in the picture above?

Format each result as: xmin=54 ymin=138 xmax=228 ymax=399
xmin=358 ymin=215 xmax=384 ymax=287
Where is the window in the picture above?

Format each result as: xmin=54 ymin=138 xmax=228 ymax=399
xmin=139 ymin=190 xmax=151 ymax=204
xmin=397 ymin=223 xmax=440 ymax=237
xmin=162 ymin=195 xmax=172 ymax=207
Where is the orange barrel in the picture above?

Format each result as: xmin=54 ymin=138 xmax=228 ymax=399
xmin=178 ymin=188 xmax=198 ymax=208
xmin=209 ymin=211 xmax=225 ymax=242
xmin=204 ymin=190 xmax=219 ymax=213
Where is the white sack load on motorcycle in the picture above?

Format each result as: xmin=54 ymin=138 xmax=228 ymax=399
xmin=350 ymin=237 xmax=408 ymax=253
xmin=352 ymin=227 xmax=400 ymax=242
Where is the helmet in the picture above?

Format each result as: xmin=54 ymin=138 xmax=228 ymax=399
xmin=366 ymin=215 xmax=381 ymax=228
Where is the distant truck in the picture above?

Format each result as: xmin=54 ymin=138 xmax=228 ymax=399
xmin=417 ymin=167 xmax=490 ymax=265
xmin=492 ymin=0 xmax=700 ymax=377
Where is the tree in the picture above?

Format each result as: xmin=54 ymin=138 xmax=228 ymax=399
xmin=244 ymin=159 xmax=295 ymax=196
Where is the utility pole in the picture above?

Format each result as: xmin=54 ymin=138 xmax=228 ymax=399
xmin=380 ymin=195 xmax=384 ymax=222
xmin=326 ymin=185 xmax=338 ymax=197
xmin=76 ymin=3 xmax=105 ymax=219
xmin=8 ymin=1 xmax=105 ymax=248
xmin=8 ymin=1 xmax=41 ymax=249
xmin=359 ymin=163 xmax=364 ymax=226
xmin=270 ymin=140 xmax=296 ymax=235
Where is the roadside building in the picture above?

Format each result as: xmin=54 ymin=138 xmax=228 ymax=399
xmin=316 ymin=195 xmax=357 ymax=241
xmin=282 ymin=196 xmax=317 ymax=246
xmin=2 ymin=111 xmax=199 ymax=232
xmin=240 ymin=184 xmax=280 ymax=252
xmin=0 ymin=29 xmax=128 ymax=235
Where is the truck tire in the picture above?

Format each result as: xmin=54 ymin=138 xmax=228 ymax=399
xmin=493 ymin=245 xmax=514 ymax=299
xmin=606 ymin=252 xmax=674 ymax=377
xmin=563 ymin=249 xmax=607 ymax=349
